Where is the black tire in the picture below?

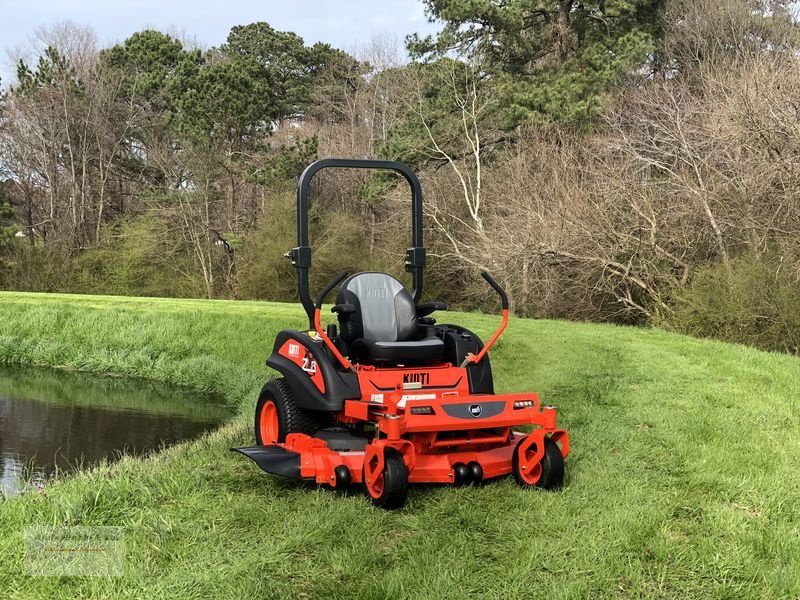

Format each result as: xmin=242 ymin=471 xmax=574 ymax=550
xmin=512 ymin=436 xmax=565 ymax=490
xmin=363 ymin=448 xmax=409 ymax=510
xmin=254 ymin=378 xmax=324 ymax=445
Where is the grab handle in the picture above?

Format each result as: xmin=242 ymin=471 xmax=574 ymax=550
xmin=481 ymin=271 xmax=508 ymax=310
xmin=316 ymin=271 xmax=349 ymax=309
xmin=460 ymin=271 xmax=509 ymax=368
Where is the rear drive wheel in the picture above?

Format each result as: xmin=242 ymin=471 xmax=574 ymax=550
xmin=512 ymin=436 xmax=564 ymax=489
xmin=363 ymin=448 xmax=408 ymax=509
xmin=254 ymin=378 xmax=324 ymax=445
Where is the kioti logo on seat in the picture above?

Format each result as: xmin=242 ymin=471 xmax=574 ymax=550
xmin=365 ymin=287 xmax=388 ymax=300
xmin=403 ymin=372 xmax=430 ymax=386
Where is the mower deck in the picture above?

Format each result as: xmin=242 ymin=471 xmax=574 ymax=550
xmin=235 ymin=433 xmax=526 ymax=485
xmin=235 ymin=413 xmax=569 ymax=487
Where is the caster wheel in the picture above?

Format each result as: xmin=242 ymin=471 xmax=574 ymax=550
xmin=512 ymin=436 xmax=564 ymax=489
xmin=363 ymin=448 xmax=408 ymax=509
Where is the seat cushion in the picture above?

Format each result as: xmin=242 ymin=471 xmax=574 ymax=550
xmin=350 ymin=336 xmax=444 ymax=364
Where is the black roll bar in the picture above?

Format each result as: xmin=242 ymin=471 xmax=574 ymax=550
xmin=288 ymin=158 xmax=426 ymax=328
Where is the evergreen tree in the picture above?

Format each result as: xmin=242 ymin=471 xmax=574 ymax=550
xmin=408 ymin=0 xmax=665 ymax=126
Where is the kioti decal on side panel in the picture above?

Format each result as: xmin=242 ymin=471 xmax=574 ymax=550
xmin=278 ymin=340 xmax=326 ymax=393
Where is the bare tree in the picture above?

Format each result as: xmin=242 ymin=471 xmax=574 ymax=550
xmin=399 ymin=60 xmax=506 ymax=299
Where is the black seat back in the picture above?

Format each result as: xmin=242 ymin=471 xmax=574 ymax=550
xmin=336 ymin=273 xmax=417 ymax=343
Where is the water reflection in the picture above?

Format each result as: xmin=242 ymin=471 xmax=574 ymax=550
xmin=0 ymin=366 xmax=231 ymax=496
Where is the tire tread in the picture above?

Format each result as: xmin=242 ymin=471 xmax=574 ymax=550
xmin=255 ymin=378 xmax=325 ymax=444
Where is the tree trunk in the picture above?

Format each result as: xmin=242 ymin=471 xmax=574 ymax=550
xmin=556 ymin=1 xmax=573 ymax=62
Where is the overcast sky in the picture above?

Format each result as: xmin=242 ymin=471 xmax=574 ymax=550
xmin=1 ymin=0 xmax=439 ymax=84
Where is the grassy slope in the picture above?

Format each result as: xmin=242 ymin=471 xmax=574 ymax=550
xmin=0 ymin=291 xmax=798 ymax=599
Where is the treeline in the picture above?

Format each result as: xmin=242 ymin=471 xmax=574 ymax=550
xmin=2 ymin=0 xmax=800 ymax=354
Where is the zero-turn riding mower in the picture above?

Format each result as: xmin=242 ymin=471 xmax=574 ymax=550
xmin=233 ymin=159 xmax=569 ymax=509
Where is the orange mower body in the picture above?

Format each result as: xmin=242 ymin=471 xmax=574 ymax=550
xmin=233 ymin=159 xmax=569 ymax=509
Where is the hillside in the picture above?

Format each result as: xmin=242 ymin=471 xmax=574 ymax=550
xmin=0 ymin=292 xmax=798 ymax=599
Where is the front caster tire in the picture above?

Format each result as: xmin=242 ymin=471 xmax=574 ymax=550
xmin=254 ymin=378 xmax=324 ymax=445
xmin=363 ymin=448 xmax=408 ymax=510
xmin=512 ymin=436 xmax=565 ymax=489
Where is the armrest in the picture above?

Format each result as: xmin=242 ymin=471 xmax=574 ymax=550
xmin=331 ymin=303 xmax=356 ymax=315
xmin=416 ymin=301 xmax=447 ymax=318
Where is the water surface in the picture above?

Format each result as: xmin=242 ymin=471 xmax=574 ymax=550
xmin=0 ymin=366 xmax=231 ymax=496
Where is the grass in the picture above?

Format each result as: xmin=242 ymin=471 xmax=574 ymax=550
xmin=0 ymin=290 xmax=799 ymax=599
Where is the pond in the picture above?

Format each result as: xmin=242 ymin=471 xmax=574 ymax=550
xmin=0 ymin=366 xmax=233 ymax=497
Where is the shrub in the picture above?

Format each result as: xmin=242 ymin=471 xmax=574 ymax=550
xmin=667 ymin=252 xmax=800 ymax=354
xmin=71 ymin=217 xmax=206 ymax=298
xmin=235 ymin=194 xmax=382 ymax=301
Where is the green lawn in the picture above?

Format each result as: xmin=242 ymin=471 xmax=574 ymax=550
xmin=0 ymin=291 xmax=798 ymax=599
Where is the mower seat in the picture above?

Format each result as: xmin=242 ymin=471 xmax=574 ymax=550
xmin=335 ymin=272 xmax=444 ymax=364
